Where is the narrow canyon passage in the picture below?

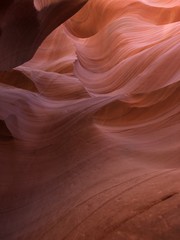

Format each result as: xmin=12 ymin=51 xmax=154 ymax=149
xmin=0 ymin=0 xmax=180 ymax=239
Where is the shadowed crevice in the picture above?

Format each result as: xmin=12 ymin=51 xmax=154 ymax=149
xmin=0 ymin=120 xmax=13 ymax=141
xmin=0 ymin=70 xmax=38 ymax=92
xmin=161 ymin=193 xmax=178 ymax=202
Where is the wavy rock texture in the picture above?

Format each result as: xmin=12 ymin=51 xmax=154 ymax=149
xmin=0 ymin=0 xmax=180 ymax=239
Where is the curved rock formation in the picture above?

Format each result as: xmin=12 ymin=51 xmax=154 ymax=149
xmin=0 ymin=0 xmax=88 ymax=70
xmin=0 ymin=0 xmax=180 ymax=239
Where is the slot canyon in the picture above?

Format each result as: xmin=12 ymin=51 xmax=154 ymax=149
xmin=0 ymin=0 xmax=180 ymax=239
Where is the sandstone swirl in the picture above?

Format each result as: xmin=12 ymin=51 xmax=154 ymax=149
xmin=0 ymin=0 xmax=180 ymax=239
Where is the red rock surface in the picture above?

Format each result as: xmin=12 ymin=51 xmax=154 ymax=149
xmin=0 ymin=0 xmax=180 ymax=239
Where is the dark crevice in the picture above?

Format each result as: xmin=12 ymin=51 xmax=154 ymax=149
xmin=161 ymin=193 xmax=178 ymax=202
xmin=136 ymin=192 xmax=179 ymax=215
xmin=0 ymin=120 xmax=13 ymax=141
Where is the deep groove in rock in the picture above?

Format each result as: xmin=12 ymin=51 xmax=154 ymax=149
xmin=103 ymin=192 xmax=179 ymax=238
xmin=161 ymin=193 xmax=178 ymax=202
